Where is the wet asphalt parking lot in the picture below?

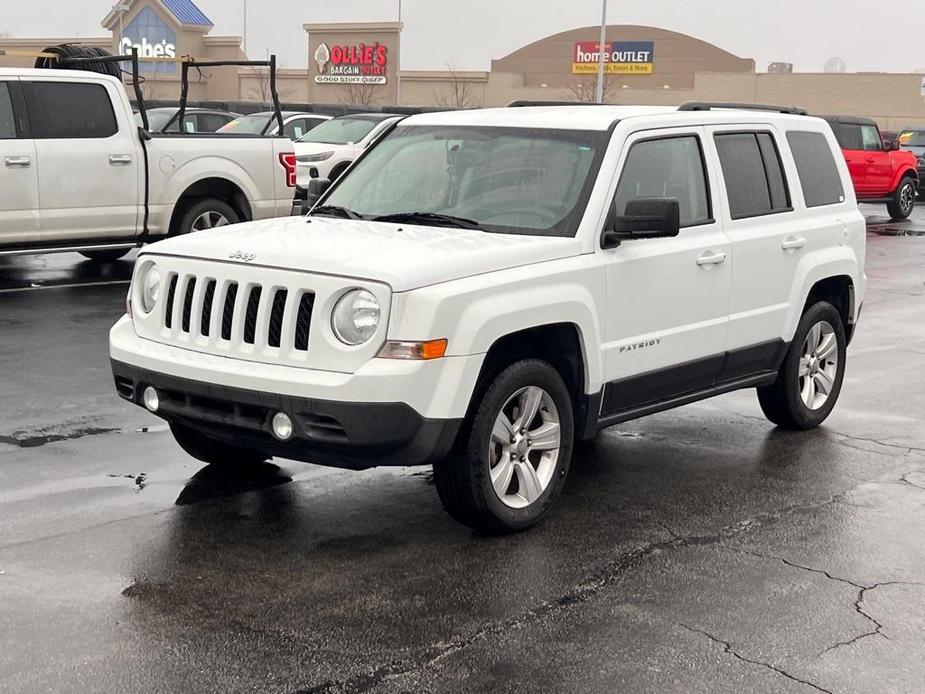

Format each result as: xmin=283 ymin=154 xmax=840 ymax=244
xmin=1 ymin=208 xmax=924 ymax=694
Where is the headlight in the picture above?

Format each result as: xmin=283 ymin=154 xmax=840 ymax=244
xmin=297 ymin=151 xmax=335 ymax=163
xmin=331 ymin=289 xmax=380 ymax=345
xmin=138 ymin=263 xmax=161 ymax=313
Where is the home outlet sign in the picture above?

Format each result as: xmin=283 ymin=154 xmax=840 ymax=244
xmin=121 ymin=6 xmax=177 ymax=73
xmin=313 ymin=42 xmax=388 ymax=85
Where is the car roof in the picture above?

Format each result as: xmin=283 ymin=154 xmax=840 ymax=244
xmin=244 ymin=111 xmax=331 ymax=118
xmin=819 ymin=114 xmax=878 ymax=127
xmin=402 ymin=105 xmax=825 ymax=132
xmin=332 ymin=113 xmax=403 ymax=122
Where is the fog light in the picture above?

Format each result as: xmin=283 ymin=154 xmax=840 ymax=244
xmin=272 ymin=412 xmax=293 ymax=441
xmin=142 ymin=386 xmax=159 ymax=413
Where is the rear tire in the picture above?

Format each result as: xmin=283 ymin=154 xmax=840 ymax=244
xmin=173 ymin=198 xmax=240 ymax=237
xmin=170 ymin=422 xmax=269 ymax=467
xmin=433 ymin=359 xmax=574 ymax=533
xmin=79 ymin=248 xmax=129 ymax=262
xmin=757 ymin=301 xmax=847 ymax=430
xmin=886 ymin=176 xmax=916 ymax=220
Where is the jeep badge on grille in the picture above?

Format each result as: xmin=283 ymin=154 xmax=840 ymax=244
xmin=229 ymin=250 xmax=257 ymax=262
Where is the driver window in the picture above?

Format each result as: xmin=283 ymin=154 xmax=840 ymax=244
xmin=860 ymin=125 xmax=882 ymax=151
xmin=613 ymin=135 xmax=711 ymax=227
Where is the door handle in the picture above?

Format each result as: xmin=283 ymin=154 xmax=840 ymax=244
xmin=4 ymin=156 xmax=31 ymax=168
xmin=866 ymin=157 xmax=875 ymax=163
xmin=109 ymin=154 xmax=133 ymax=166
xmin=696 ymin=250 xmax=726 ymax=266
xmin=781 ymin=236 xmax=806 ymax=251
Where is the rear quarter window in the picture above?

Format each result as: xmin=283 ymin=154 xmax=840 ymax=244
xmin=23 ymin=82 xmax=118 ymax=139
xmin=714 ymin=131 xmax=791 ymax=220
xmin=786 ymin=131 xmax=846 ymax=208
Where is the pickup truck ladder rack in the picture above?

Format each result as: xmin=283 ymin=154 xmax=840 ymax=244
xmin=170 ymin=56 xmax=283 ymax=136
xmin=678 ymin=101 xmax=808 ymax=116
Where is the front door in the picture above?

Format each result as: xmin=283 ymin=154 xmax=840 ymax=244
xmin=601 ymin=128 xmax=731 ymax=415
xmin=23 ymin=78 xmax=139 ymax=242
xmin=859 ymin=123 xmax=892 ymax=195
xmin=0 ymin=78 xmax=40 ymax=245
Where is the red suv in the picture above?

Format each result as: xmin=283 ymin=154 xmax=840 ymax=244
xmin=822 ymin=116 xmax=918 ymax=219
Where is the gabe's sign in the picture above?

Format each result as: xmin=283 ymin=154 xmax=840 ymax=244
xmin=121 ymin=6 xmax=177 ymax=73
xmin=313 ymin=42 xmax=388 ymax=85
xmin=572 ymin=41 xmax=654 ymax=75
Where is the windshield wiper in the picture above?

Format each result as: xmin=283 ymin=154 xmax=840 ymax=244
xmin=372 ymin=211 xmax=484 ymax=230
xmin=311 ymin=205 xmax=363 ymax=220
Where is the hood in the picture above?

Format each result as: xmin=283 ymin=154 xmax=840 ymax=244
xmin=902 ymin=145 xmax=925 ymax=157
xmin=142 ymin=216 xmax=583 ymax=292
xmin=294 ymin=141 xmax=349 ymax=156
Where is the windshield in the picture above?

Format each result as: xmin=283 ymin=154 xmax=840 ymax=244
xmin=218 ymin=114 xmax=273 ymax=135
xmin=898 ymin=131 xmax=925 ymax=147
xmin=319 ymin=125 xmax=606 ymax=237
xmin=298 ymin=117 xmax=380 ymax=145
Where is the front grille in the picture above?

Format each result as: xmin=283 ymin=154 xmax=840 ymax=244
xmin=160 ymin=273 xmax=314 ymax=352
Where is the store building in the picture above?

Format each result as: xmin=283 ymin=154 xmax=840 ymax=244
xmin=3 ymin=0 xmax=925 ymax=128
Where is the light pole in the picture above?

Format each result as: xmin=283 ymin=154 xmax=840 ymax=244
xmin=242 ymin=0 xmax=248 ymax=56
xmin=595 ymin=0 xmax=607 ymax=103
xmin=112 ymin=2 xmax=131 ymax=53
xmin=396 ymin=0 xmax=402 ymax=106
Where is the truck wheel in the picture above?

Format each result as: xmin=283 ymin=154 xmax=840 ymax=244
xmin=757 ymin=301 xmax=847 ymax=430
xmin=170 ymin=422 xmax=269 ymax=467
xmin=79 ymin=249 xmax=129 ymax=262
xmin=433 ymin=359 xmax=574 ymax=533
xmin=886 ymin=177 xmax=916 ymax=220
xmin=174 ymin=198 xmax=240 ymax=237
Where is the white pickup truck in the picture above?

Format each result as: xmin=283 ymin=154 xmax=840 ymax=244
xmin=111 ymin=103 xmax=866 ymax=532
xmin=0 ymin=67 xmax=296 ymax=261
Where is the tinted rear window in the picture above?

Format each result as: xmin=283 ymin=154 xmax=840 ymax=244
xmin=786 ymin=131 xmax=846 ymax=207
xmin=24 ymin=82 xmax=117 ymax=139
xmin=714 ymin=132 xmax=791 ymax=220
xmin=0 ymin=83 xmax=16 ymax=139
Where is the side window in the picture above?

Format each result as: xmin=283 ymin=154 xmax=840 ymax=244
xmin=0 ymin=83 xmax=17 ymax=139
xmin=786 ymin=131 xmax=846 ymax=207
xmin=714 ymin=132 xmax=792 ymax=220
xmin=860 ymin=125 xmax=882 ymax=151
xmin=23 ymin=82 xmax=117 ymax=139
xmin=284 ymin=119 xmax=307 ymax=140
xmin=613 ymin=135 xmax=711 ymax=227
xmin=199 ymin=113 xmax=230 ymax=133
xmin=839 ymin=123 xmax=863 ymax=150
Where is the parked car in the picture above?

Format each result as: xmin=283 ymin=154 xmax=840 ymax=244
xmin=821 ymin=115 xmax=918 ymax=219
xmin=294 ymin=113 xmax=403 ymax=184
xmin=217 ymin=111 xmax=331 ymax=141
xmin=0 ymin=67 xmax=296 ymax=261
xmin=111 ymin=102 xmax=865 ymax=532
xmin=881 ymin=130 xmax=899 ymax=146
xmin=136 ymin=107 xmax=241 ymax=134
xmin=896 ymin=128 xmax=925 ymax=191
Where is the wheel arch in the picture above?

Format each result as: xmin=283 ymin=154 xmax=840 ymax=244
xmin=889 ymin=165 xmax=918 ymax=193
xmin=168 ymin=177 xmax=253 ymax=236
xmin=800 ymin=274 xmax=855 ymax=342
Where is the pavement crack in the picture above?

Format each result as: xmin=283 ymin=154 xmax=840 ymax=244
xmin=678 ymin=624 xmax=833 ymax=693
xmin=900 ymin=473 xmax=925 ymax=491
xmin=723 ymin=547 xmax=865 ymax=589
xmin=0 ymin=426 xmax=120 ymax=449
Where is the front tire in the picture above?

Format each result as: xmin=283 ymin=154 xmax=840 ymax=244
xmin=173 ymin=198 xmax=241 ymax=237
xmin=433 ymin=359 xmax=574 ymax=533
xmin=170 ymin=422 xmax=269 ymax=467
xmin=757 ymin=301 xmax=847 ymax=430
xmin=886 ymin=177 xmax=916 ymax=220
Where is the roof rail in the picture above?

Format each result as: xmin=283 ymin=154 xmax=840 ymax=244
xmin=678 ymin=101 xmax=808 ymax=116
xmin=507 ymin=100 xmax=605 ymax=107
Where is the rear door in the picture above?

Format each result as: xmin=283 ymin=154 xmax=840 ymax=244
xmin=23 ymin=77 xmax=139 ymax=242
xmin=707 ymin=126 xmax=802 ymax=376
xmin=858 ymin=123 xmax=892 ymax=194
xmin=837 ymin=122 xmax=874 ymax=195
xmin=0 ymin=77 xmax=40 ymax=244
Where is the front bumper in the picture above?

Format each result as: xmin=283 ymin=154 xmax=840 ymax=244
xmin=112 ymin=359 xmax=461 ymax=470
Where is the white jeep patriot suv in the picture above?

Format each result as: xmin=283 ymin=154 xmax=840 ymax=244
xmin=110 ymin=102 xmax=865 ymax=533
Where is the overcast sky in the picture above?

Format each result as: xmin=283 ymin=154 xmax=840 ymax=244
xmin=2 ymin=0 xmax=923 ymax=74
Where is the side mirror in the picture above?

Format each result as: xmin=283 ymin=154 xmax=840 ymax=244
xmin=602 ymin=198 xmax=681 ymax=249
xmin=306 ymin=178 xmax=332 ymax=208
xmin=887 ymin=139 xmax=901 ymax=151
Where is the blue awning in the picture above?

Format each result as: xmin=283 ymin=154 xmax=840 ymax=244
xmin=161 ymin=0 xmax=212 ymax=27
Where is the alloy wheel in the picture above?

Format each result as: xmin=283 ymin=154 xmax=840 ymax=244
xmin=799 ymin=320 xmax=839 ymax=410
xmin=191 ymin=211 xmax=230 ymax=231
xmin=488 ymin=385 xmax=561 ymax=509
xmin=901 ymin=183 xmax=915 ymax=214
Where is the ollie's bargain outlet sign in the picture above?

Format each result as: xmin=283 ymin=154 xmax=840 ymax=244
xmin=572 ymin=41 xmax=654 ymax=75
xmin=313 ymin=42 xmax=389 ymax=84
